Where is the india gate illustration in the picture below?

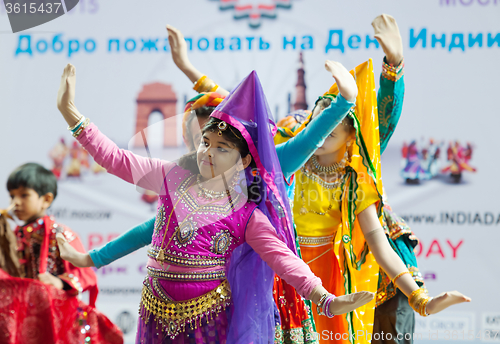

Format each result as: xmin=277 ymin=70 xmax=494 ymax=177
xmin=133 ymin=83 xmax=178 ymax=147
xmin=133 ymin=52 xmax=306 ymax=148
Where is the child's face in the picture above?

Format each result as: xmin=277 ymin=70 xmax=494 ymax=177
xmin=196 ymin=130 xmax=249 ymax=180
xmin=312 ymin=105 xmax=354 ymax=157
xmin=315 ymin=123 xmax=354 ymax=157
xmin=9 ymin=186 xmax=52 ymax=222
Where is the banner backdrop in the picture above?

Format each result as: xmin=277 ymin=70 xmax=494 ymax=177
xmin=1 ymin=0 xmax=499 ymax=343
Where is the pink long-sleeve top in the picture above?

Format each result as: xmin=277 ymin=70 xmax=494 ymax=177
xmin=77 ymin=123 xmax=321 ymax=298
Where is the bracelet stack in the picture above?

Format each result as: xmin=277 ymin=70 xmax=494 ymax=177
xmin=408 ymin=288 xmax=432 ymax=317
xmin=316 ymin=293 xmax=336 ymax=318
xmin=382 ymin=57 xmax=404 ymax=82
xmin=67 ymin=116 xmax=90 ymax=138
xmin=193 ymin=75 xmax=219 ymax=93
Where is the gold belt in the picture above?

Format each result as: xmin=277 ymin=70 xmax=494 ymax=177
xmin=140 ymin=278 xmax=231 ymax=339
xmin=148 ymin=246 xmax=226 ymax=268
xmin=147 ymin=266 xmax=226 ymax=281
xmin=298 ymin=235 xmax=334 ymax=246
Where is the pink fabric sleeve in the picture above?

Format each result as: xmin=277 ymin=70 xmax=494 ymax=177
xmin=245 ymin=209 xmax=322 ymax=299
xmin=76 ymin=123 xmax=175 ymax=194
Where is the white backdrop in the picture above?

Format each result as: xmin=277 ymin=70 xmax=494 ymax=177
xmin=1 ymin=0 xmax=500 ymax=343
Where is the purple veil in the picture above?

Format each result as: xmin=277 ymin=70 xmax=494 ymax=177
xmin=210 ymin=71 xmax=296 ymax=343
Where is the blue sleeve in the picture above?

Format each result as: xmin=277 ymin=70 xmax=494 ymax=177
xmin=378 ymin=62 xmax=405 ymax=155
xmin=89 ymin=217 xmax=155 ymax=268
xmin=276 ymin=94 xmax=355 ymax=180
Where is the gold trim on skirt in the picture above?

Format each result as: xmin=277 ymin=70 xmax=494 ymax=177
xmin=139 ymin=278 xmax=231 ymax=339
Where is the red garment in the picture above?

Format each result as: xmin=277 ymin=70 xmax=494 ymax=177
xmin=14 ymin=215 xmax=98 ymax=305
xmin=0 ymin=269 xmax=123 ymax=344
xmin=0 ymin=215 xmax=123 ymax=344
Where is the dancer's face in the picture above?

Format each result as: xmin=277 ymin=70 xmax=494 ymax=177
xmin=196 ymin=131 xmax=251 ymax=179
xmin=315 ymin=122 xmax=354 ymax=156
xmin=312 ymin=105 xmax=355 ymax=156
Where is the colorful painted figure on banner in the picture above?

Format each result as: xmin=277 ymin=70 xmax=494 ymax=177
xmin=442 ymin=141 xmax=476 ymax=183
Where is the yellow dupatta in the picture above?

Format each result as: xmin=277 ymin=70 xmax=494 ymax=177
xmin=328 ymin=59 xmax=384 ymax=344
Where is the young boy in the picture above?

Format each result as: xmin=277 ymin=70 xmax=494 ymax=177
xmin=7 ymin=162 xmax=97 ymax=293
xmin=1 ymin=162 xmax=123 ymax=344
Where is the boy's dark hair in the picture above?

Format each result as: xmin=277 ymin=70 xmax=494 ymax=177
xmin=7 ymin=163 xmax=58 ymax=200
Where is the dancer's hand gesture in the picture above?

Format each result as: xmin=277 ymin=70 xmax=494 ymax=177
xmin=56 ymin=233 xmax=95 ymax=268
xmin=167 ymin=25 xmax=192 ymax=73
xmin=372 ymin=14 xmax=403 ymax=66
xmin=325 ymin=60 xmax=357 ymax=102
xmin=427 ymin=291 xmax=471 ymax=315
xmin=56 ymin=63 xmax=82 ymax=127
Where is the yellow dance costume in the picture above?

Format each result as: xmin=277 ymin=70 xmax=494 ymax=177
xmin=276 ymin=60 xmax=384 ymax=344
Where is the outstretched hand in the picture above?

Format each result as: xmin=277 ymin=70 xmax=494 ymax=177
xmin=372 ymin=14 xmax=403 ymax=66
xmin=329 ymin=291 xmax=374 ymax=315
xmin=427 ymin=291 xmax=471 ymax=315
xmin=167 ymin=25 xmax=192 ymax=73
xmin=56 ymin=63 xmax=82 ymax=127
xmin=325 ymin=60 xmax=357 ymax=102
xmin=56 ymin=233 xmax=95 ymax=268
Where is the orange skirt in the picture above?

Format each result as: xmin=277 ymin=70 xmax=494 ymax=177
xmin=300 ymin=243 xmax=352 ymax=344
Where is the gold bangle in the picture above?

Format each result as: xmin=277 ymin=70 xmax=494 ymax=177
xmin=209 ymin=84 xmax=219 ymax=92
xmin=408 ymin=288 xmax=430 ymax=314
xmin=198 ymin=78 xmax=216 ymax=93
xmin=193 ymin=75 xmax=207 ymax=92
xmin=392 ymin=271 xmax=410 ymax=286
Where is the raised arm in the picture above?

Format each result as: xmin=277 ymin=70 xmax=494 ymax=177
xmin=357 ymin=204 xmax=471 ymax=315
xmin=167 ymin=25 xmax=230 ymax=96
xmin=277 ymin=60 xmax=356 ymax=179
xmin=246 ymin=209 xmax=374 ymax=316
xmin=56 ymin=217 xmax=155 ymax=268
xmin=372 ymin=14 xmax=405 ymax=154
xmin=57 ymin=64 xmax=173 ymax=194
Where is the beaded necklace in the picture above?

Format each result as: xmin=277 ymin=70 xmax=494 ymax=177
xmin=310 ymin=155 xmax=345 ymax=175
xmin=196 ymin=173 xmax=239 ymax=200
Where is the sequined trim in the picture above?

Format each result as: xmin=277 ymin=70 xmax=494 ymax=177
xmin=147 ymin=266 xmax=226 ymax=281
xmin=139 ymin=279 xmax=231 ymax=339
xmin=147 ymin=246 xmax=226 ymax=268
xmin=376 ymin=266 xmax=425 ymax=307
xmin=154 ymin=204 xmax=166 ymax=235
xmin=274 ymin=318 xmax=319 ymax=344
xmin=211 ymin=230 xmax=233 ymax=254
xmin=298 ymin=235 xmax=334 ymax=247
